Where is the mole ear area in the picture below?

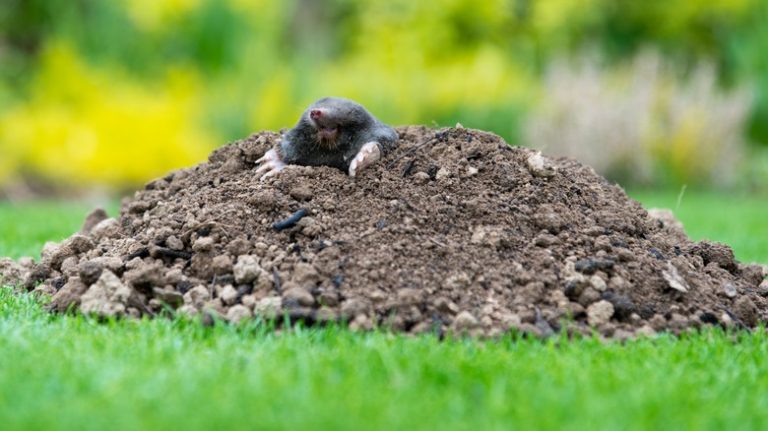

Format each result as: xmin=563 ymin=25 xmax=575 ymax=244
xmin=368 ymin=126 xmax=398 ymax=154
xmin=377 ymin=125 xmax=399 ymax=143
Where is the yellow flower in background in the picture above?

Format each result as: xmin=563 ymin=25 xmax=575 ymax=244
xmin=121 ymin=0 xmax=203 ymax=31
xmin=0 ymin=42 xmax=216 ymax=187
xmin=249 ymin=71 xmax=299 ymax=132
xmin=308 ymin=0 xmax=536 ymax=135
xmin=531 ymin=0 xmax=601 ymax=36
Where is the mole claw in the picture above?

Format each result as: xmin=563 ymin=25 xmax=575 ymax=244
xmin=255 ymin=163 xmax=271 ymax=175
xmin=256 ymin=148 xmax=280 ymax=164
xmin=260 ymin=169 xmax=280 ymax=180
xmin=348 ymin=142 xmax=381 ymax=177
xmin=254 ymin=148 xmax=287 ymax=180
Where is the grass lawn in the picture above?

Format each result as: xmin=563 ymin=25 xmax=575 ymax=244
xmin=0 ymin=189 xmax=767 ymax=431
xmin=630 ymin=188 xmax=768 ymax=264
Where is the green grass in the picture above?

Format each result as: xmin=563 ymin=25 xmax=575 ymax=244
xmin=0 ymin=201 xmax=118 ymax=260
xmin=2 ymin=292 xmax=768 ymax=430
xmin=1 ymin=190 xmax=767 ymax=430
xmin=628 ymin=188 xmax=768 ymax=264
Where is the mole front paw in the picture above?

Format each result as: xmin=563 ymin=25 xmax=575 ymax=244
xmin=348 ymin=142 xmax=381 ymax=177
xmin=255 ymin=148 xmax=287 ymax=180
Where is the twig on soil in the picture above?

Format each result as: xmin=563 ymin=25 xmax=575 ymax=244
xmin=386 ymin=134 xmax=442 ymax=169
xmin=401 ymin=159 xmax=415 ymax=177
xmin=180 ymin=221 xmax=236 ymax=243
xmin=124 ymin=247 xmax=150 ymax=261
xmin=150 ymin=246 xmax=192 ymax=260
xmin=399 ymin=198 xmax=418 ymax=212
xmin=129 ymin=296 xmax=155 ymax=317
xmin=272 ymin=267 xmax=282 ymax=293
xmin=675 ymin=185 xmax=688 ymax=211
xmin=720 ymin=307 xmax=748 ymax=329
xmin=431 ymin=313 xmax=445 ymax=340
xmin=429 ymin=238 xmax=447 ymax=248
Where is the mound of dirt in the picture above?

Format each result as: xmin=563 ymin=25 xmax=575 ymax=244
xmin=6 ymin=126 xmax=768 ymax=338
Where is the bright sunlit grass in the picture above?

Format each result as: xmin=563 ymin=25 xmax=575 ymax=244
xmin=1 ymin=287 xmax=768 ymax=431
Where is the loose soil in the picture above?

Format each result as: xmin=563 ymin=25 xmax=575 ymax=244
xmin=4 ymin=126 xmax=767 ymax=338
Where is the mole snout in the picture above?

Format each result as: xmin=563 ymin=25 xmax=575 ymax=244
xmin=310 ymin=109 xmax=323 ymax=121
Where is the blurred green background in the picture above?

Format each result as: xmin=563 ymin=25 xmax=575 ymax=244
xmin=1 ymin=0 xmax=767 ymax=192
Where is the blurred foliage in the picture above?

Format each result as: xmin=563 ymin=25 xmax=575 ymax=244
xmin=526 ymin=52 xmax=751 ymax=187
xmin=0 ymin=0 xmax=767 ymax=188
xmin=0 ymin=42 xmax=213 ymax=186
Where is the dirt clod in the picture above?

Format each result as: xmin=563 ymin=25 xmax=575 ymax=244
xmin=662 ymin=262 xmax=689 ymax=293
xmin=759 ymin=280 xmax=768 ymax=297
xmin=233 ymin=255 xmax=261 ymax=284
xmin=453 ymin=311 xmax=479 ymax=332
xmin=526 ymin=151 xmax=557 ymax=178
xmin=226 ymin=304 xmax=252 ymax=324
xmin=587 ymin=300 xmax=615 ymax=327
xmin=4 ymin=126 xmax=766 ymax=338
xmin=255 ymin=296 xmax=282 ymax=319
xmin=47 ymin=277 xmax=88 ymax=312
xmin=79 ymin=270 xmax=137 ymax=317
xmin=80 ymin=208 xmax=109 ymax=235
xmin=733 ymin=296 xmax=758 ymax=327
xmin=219 ymin=285 xmax=238 ymax=306
xmin=282 ymin=285 xmax=315 ymax=307
xmin=0 ymin=257 xmax=27 ymax=288
xmin=78 ymin=260 xmax=104 ymax=286
xmin=722 ymin=283 xmax=738 ymax=298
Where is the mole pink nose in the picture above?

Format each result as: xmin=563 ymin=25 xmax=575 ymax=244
xmin=310 ymin=109 xmax=323 ymax=120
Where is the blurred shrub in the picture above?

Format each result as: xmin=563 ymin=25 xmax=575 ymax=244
xmin=727 ymin=1 xmax=768 ymax=145
xmin=0 ymin=42 xmax=213 ymax=187
xmin=525 ymin=52 xmax=751 ymax=187
xmin=745 ymin=147 xmax=768 ymax=192
xmin=0 ymin=0 xmax=536 ymax=187
xmin=300 ymin=0 xmax=536 ymax=138
xmin=0 ymin=0 xmax=767 ymax=188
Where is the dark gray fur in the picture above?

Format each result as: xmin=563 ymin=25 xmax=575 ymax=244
xmin=279 ymin=97 xmax=398 ymax=172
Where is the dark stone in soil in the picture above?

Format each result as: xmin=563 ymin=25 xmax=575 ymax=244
xmin=575 ymin=258 xmax=615 ymax=274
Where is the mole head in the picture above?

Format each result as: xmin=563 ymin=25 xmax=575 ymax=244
xmin=303 ymin=97 xmax=371 ymax=147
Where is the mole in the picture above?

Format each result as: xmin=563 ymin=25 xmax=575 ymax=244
xmin=255 ymin=97 xmax=399 ymax=178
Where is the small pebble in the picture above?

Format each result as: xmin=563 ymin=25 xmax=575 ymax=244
xmin=587 ymin=300 xmax=614 ymax=327
xmin=453 ymin=311 xmax=479 ymax=331
xmin=526 ymin=152 xmax=557 ymax=178
xmin=722 ymin=283 xmax=738 ymax=298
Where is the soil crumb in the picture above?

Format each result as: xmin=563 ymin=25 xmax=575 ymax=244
xmin=7 ymin=126 xmax=768 ymax=338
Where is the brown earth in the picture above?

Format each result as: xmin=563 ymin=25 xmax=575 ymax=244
xmin=4 ymin=126 xmax=768 ymax=338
